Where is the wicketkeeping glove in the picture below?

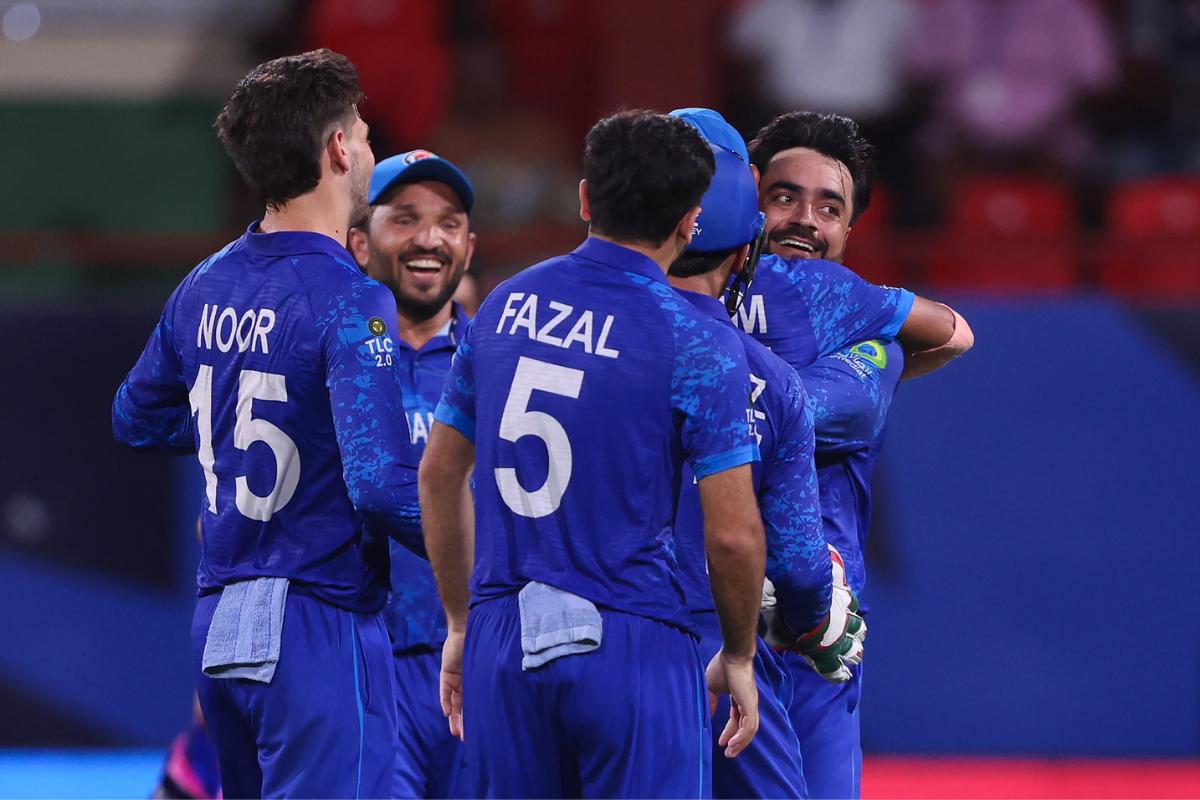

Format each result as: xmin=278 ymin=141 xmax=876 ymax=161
xmin=759 ymin=545 xmax=867 ymax=682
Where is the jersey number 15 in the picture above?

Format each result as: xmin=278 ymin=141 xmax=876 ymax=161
xmin=189 ymin=364 xmax=301 ymax=522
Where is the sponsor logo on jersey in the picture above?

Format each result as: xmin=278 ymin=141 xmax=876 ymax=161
xmin=849 ymin=339 xmax=887 ymax=369
xmin=368 ymin=317 xmax=387 ymax=337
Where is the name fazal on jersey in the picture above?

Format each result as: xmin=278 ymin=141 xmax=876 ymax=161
xmin=495 ymin=292 xmax=620 ymax=359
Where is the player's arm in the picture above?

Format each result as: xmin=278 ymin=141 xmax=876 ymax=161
xmin=423 ymin=325 xmax=480 ymax=740
xmin=758 ymin=370 xmax=832 ymax=634
xmin=112 ymin=292 xmax=195 ymax=453
xmin=801 ymin=349 xmax=885 ymax=453
xmin=675 ymin=324 xmax=763 ymax=757
xmin=897 ymin=298 xmax=974 ymax=380
xmin=805 ymin=259 xmax=973 ymax=377
xmin=318 ymin=278 xmax=423 ymax=553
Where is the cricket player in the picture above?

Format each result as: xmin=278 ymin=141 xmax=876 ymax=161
xmin=420 ymin=110 xmax=766 ymax=798
xmin=113 ymin=50 xmax=421 ymax=797
xmin=790 ymin=337 xmax=903 ymax=798
xmin=666 ymin=123 xmax=864 ymax=799
xmin=747 ymin=110 xmax=974 ymax=798
xmin=347 ymin=149 xmax=476 ymax=799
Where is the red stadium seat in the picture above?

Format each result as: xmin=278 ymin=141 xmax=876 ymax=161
xmin=1108 ymin=177 xmax=1200 ymax=237
xmin=925 ymin=177 xmax=1080 ymax=291
xmin=925 ymin=233 xmax=1079 ymax=292
xmin=846 ymin=185 xmax=902 ymax=286
xmin=949 ymin=177 xmax=1076 ymax=236
xmin=1100 ymin=178 xmax=1200 ymax=299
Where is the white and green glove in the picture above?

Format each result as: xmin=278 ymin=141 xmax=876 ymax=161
xmin=759 ymin=545 xmax=866 ymax=683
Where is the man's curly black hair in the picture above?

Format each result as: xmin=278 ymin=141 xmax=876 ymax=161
xmin=583 ymin=110 xmax=715 ymax=245
xmin=748 ymin=112 xmax=875 ymax=224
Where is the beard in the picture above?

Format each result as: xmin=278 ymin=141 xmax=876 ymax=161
xmin=394 ymin=275 xmax=463 ymax=323
xmin=348 ymin=150 xmax=371 ymax=228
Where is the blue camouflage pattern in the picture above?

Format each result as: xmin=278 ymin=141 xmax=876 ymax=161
xmin=801 ymin=339 xmax=904 ymax=608
xmin=114 ymin=223 xmax=421 ymax=613
xmin=435 ymin=237 xmax=757 ymax=630
xmin=673 ymin=290 xmax=830 ymax=636
xmin=386 ymin=304 xmax=470 ymax=652
xmin=735 ymin=254 xmax=914 ymax=369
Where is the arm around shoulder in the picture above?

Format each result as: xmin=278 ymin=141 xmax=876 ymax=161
xmin=898 ymin=297 xmax=975 ymax=380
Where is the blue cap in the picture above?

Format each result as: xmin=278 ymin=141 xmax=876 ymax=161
xmin=368 ymin=149 xmax=475 ymax=213
xmin=689 ymin=143 xmax=765 ymax=253
xmin=670 ymin=107 xmax=750 ymax=162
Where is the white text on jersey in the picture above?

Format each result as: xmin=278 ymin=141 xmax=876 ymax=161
xmin=197 ymin=304 xmax=276 ymax=354
xmin=495 ymin=292 xmax=621 ymax=359
xmin=736 ymin=294 xmax=767 ymax=334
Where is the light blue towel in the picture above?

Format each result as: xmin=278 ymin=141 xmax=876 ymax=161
xmin=201 ymin=577 xmax=289 ymax=683
xmin=518 ymin=581 xmax=602 ymax=670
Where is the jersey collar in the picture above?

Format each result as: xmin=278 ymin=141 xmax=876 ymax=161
xmin=397 ymin=301 xmax=471 ymax=354
xmin=675 ymin=288 xmax=734 ymax=327
xmin=239 ymin=221 xmax=355 ymax=262
xmin=572 ymin=237 xmax=670 ymax=285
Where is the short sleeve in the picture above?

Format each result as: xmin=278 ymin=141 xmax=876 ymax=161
xmin=433 ymin=319 xmax=477 ymax=442
xmin=672 ymin=317 xmax=759 ymax=479
xmin=799 ymin=259 xmax=914 ymax=358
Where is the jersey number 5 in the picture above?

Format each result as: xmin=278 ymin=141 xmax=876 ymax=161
xmin=189 ymin=364 xmax=301 ymax=521
xmin=496 ymin=356 xmax=583 ymax=518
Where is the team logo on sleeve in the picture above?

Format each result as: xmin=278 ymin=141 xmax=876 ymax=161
xmin=368 ymin=317 xmax=387 ymax=337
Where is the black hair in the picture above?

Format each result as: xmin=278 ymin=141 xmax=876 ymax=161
xmin=668 ymin=246 xmax=739 ymax=278
xmin=583 ymin=110 xmax=715 ymax=245
xmin=748 ymin=112 xmax=875 ymax=223
xmin=216 ymin=49 xmax=364 ymax=209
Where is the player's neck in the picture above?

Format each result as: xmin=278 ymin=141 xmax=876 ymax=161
xmin=588 ymin=231 xmax=684 ymax=275
xmin=398 ymin=303 xmax=453 ymax=351
xmin=259 ymin=186 xmax=352 ymax=246
xmin=667 ymin=267 xmax=731 ymax=301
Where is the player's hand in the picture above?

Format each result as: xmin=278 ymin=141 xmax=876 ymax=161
xmin=440 ymin=628 xmax=465 ymax=741
xmin=705 ymin=648 xmax=759 ymax=758
xmin=760 ymin=545 xmax=867 ymax=683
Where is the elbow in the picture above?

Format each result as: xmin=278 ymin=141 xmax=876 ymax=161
xmin=705 ymin=517 xmax=766 ymax=571
xmin=948 ymin=308 xmax=975 ymax=356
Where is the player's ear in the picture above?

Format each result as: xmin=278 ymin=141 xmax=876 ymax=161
xmin=731 ymin=242 xmax=751 ymax=276
xmin=678 ymin=205 xmax=703 ymax=246
xmin=750 ymin=163 xmax=760 ymax=188
xmin=464 ymin=231 xmax=477 ymax=272
xmin=327 ymin=127 xmax=352 ymax=175
xmin=578 ymin=179 xmax=592 ymax=223
xmin=346 ymin=225 xmax=370 ymax=270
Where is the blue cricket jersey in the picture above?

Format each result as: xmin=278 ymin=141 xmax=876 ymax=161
xmin=435 ymin=237 xmax=758 ymax=630
xmin=801 ymin=340 xmax=904 ymax=611
xmin=386 ymin=303 xmax=470 ymax=652
xmin=673 ymin=290 xmax=830 ymax=635
xmin=735 ymin=254 xmax=914 ymax=368
xmin=113 ymin=223 xmax=421 ymax=613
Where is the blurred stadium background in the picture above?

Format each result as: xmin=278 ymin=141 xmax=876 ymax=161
xmin=1 ymin=0 xmax=1199 ymax=796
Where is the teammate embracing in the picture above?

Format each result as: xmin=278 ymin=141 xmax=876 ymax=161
xmin=747 ymin=111 xmax=974 ymax=798
xmin=666 ymin=109 xmax=865 ymax=799
xmin=420 ymin=110 xmax=766 ymax=798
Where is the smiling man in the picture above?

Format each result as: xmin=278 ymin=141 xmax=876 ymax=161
xmin=744 ymin=111 xmax=973 ymax=380
xmin=745 ymin=110 xmax=973 ymax=799
xmin=348 ymin=150 xmax=475 ymax=799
